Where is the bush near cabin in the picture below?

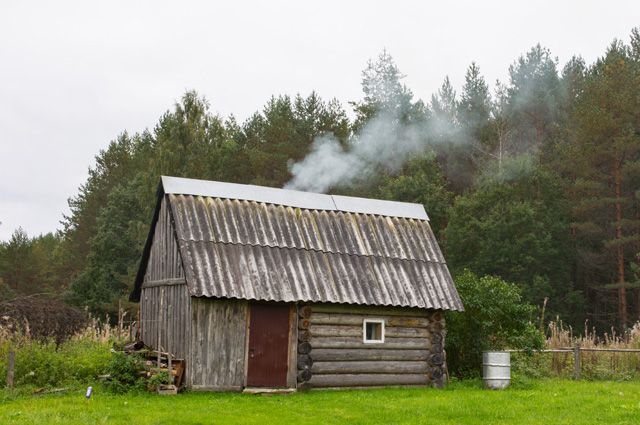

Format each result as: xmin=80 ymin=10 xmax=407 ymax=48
xmin=446 ymin=270 xmax=544 ymax=377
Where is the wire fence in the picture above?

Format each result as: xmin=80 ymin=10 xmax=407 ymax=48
xmin=508 ymin=346 xmax=640 ymax=380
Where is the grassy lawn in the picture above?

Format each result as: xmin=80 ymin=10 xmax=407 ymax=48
xmin=1 ymin=379 xmax=640 ymax=424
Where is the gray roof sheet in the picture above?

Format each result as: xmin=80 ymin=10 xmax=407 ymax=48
xmin=134 ymin=177 xmax=463 ymax=311
xmin=168 ymin=195 xmax=445 ymax=263
xmin=178 ymin=241 xmax=460 ymax=310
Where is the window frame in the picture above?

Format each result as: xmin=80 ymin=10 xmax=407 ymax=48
xmin=362 ymin=318 xmax=385 ymax=344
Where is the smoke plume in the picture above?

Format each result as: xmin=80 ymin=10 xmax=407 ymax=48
xmin=285 ymin=109 xmax=451 ymax=193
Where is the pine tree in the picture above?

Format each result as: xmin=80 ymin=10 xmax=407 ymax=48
xmin=351 ymin=49 xmax=423 ymax=131
xmin=458 ymin=63 xmax=492 ymax=147
xmin=564 ymin=39 xmax=640 ymax=328
xmin=506 ymin=44 xmax=562 ymax=154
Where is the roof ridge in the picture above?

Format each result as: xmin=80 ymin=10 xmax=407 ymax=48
xmin=161 ymin=175 xmax=429 ymax=221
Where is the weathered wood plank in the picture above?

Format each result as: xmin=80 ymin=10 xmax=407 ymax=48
xmin=139 ymin=196 xmax=191 ymax=384
xmin=309 ymin=325 xmax=429 ymax=339
xmin=142 ymin=278 xmax=186 ymax=288
xmin=312 ymin=361 xmax=428 ymax=375
xmin=386 ymin=327 xmax=430 ymax=338
xmin=309 ymin=373 xmax=429 ymax=387
xmin=387 ymin=317 xmax=431 ymax=328
xmin=311 ymin=337 xmax=429 ymax=350
xmin=310 ymin=304 xmax=430 ymax=317
xmin=287 ymin=305 xmax=297 ymax=388
xmin=189 ymin=298 xmax=247 ymax=389
xmin=140 ymin=283 xmax=191 ymax=360
xmin=310 ymin=325 xmax=360 ymax=338
xmin=191 ymin=385 xmax=243 ymax=392
xmin=310 ymin=313 xmax=430 ymax=328
xmin=143 ymin=196 xmax=184 ymax=283
xmin=311 ymin=349 xmax=429 ymax=362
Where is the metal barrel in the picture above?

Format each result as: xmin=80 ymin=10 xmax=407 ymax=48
xmin=482 ymin=351 xmax=510 ymax=389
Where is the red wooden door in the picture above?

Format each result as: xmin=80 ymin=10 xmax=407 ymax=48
xmin=246 ymin=303 xmax=290 ymax=387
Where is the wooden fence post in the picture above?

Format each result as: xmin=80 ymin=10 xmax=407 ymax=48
xmin=167 ymin=304 xmax=173 ymax=385
xmin=573 ymin=345 xmax=581 ymax=380
xmin=6 ymin=350 xmax=15 ymax=388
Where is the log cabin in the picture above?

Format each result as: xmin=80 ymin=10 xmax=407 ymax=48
xmin=129 ymin=176 xmax=463 ymax=391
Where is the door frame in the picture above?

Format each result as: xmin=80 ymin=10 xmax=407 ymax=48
xmin=243 ymin=302 xmax=297 ymax=388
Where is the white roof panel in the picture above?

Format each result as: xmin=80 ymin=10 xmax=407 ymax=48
xmin=161 ymin=176 xmax=429 ymax=221
xmin=332 ymin=194 xmax=428 ymax=220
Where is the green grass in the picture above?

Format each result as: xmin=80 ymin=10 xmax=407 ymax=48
xmin=1 ymin=379 xmax=640 ymax=424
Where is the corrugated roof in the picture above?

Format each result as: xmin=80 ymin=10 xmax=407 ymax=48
xmin=133 ymin=177 xmax=463 ymax=311
xmin=168 ymin=195 xmax=444 ymax=263
xmin=178 ymin=242 xmax=460 ymax=310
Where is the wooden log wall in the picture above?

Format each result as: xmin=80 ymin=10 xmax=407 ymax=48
xmin=188 ymin=298 xmax=248 ymax=391
xmin=298 ymin=303 xmax=447 ymax=389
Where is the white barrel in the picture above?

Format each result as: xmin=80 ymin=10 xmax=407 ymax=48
xmin=482 ymin=351 xmax=510 ymax=389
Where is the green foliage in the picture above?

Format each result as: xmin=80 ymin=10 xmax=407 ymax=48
xmin=103 ymin=352 xmax=145 ymax=394
xmin=68 ymin=179 xmax=147 ymax=315
xmin=445 ymin=162 xmax=582 ymax=321
xmin=377 ymin=155 xmax=453 ymax=236
xmin=147 ymin=371 xmax=171 ymax=392
xmin=351 ymin=49 xmax=425 ymax=131
xmin=446 ymin=270 xmax=544 ymax=377
xmin=506 ymin=44 xmax=562 ymax=153
xmin=0 ymin=338 xmax=111 ymax=390
xmin=0 ymin=229 xmax=66 ymax=300
xmin=554 ymin=38 xmax=640 ymax=329
xmin=632 ymin=253 xmax=640 ymax=285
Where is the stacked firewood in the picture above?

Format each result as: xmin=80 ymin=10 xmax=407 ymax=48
xmin=124 ymin=341 xmax=185 ymax=390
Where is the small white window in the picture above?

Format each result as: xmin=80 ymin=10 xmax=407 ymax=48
xmin=363 ymin=319 xmax=385 ymax=343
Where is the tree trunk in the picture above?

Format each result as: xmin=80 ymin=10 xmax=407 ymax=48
xmin=614 ymin=155 xmax=627 ymax=328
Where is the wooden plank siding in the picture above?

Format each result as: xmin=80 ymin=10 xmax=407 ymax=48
xmin=140 ymin=284 xmax=191 ymax=359
xmin=140 ymin=195 xmax=191 ymax=376
xmin=143 ymin=195 xmax=184 ymax=283
xmin=302 ymin=303 xmax=445 ymax=388
xmin=189 ymin=298 xmax=248 ymax=390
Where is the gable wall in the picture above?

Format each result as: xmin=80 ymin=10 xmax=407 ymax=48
xmin=143 ymin=195 xmax=184 ymax=283
xmin=139 ymin=195 xmax=191 ymax=367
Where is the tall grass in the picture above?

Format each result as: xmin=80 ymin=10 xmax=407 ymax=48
xmin=0 ymin=314 xmax=131 ymax=393
xmin=513 ymin=320 xmax=640 ymax=380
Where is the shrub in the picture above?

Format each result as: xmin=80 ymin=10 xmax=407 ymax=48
xmin=0 ymin=296 xmax=87 ymax=343
xmin=0 ymin=337 xmax=111 ymax=390
xmin=0 ymin=316 xmax=127 ymax=391
xmin=446 ymin=270 xmax=544 ymax=377
xmin=103 ymin=351 xmax=145 ymax=394
xmin=147 ymin=371 xmax=171 ymax=392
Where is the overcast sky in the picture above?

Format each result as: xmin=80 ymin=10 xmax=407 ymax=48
xmin=0 ymin=0 xmax=638 ymax=240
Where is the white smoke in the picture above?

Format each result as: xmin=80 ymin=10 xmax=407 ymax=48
xmin=285 ymin=109 xmax=442 ymax=193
